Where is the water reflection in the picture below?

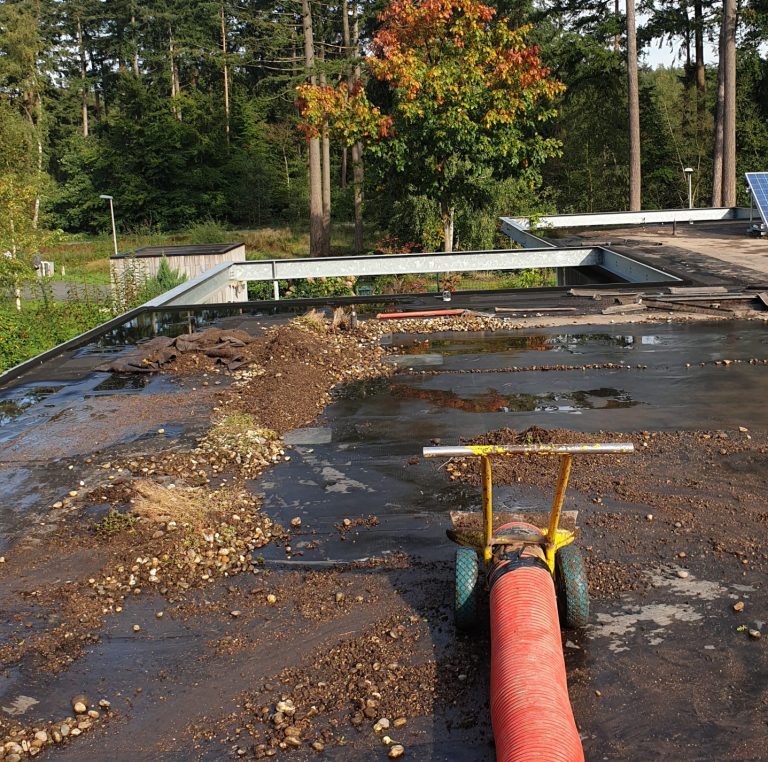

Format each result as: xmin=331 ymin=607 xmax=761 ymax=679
xmin=390 ymin=383 xmax=640 ymax=413
xmin=93 ymin=375 xmax=149 ymax=392
xmin=0 ymin=386 xmax=62 ymax=427
xmin=401 ymin=333 xmax=638 ymax=356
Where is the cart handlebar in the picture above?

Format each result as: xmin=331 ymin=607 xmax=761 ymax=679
xmin=422 ymin=443 xmax=635 ymax=458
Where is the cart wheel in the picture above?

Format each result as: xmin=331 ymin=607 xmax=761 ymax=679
xmin=555 ymin=544 xmax=590 ymax=629
xmin=454 ymin=547 xmax=480 ymax=632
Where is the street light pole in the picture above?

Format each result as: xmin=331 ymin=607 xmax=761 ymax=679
xmin=99 ymin=194 xmax=118 ymax=256
xmin=683 ymin=168 xmax=694 ymax=210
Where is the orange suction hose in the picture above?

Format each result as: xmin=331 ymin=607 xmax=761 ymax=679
xmin=489 ymin=523 xmax=585 ymax=762
xmin=375 ymin=309 xmax=465 ymax=319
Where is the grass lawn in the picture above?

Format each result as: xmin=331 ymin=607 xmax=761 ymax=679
xmin=41 ymin=222 xmax=375 ymax=285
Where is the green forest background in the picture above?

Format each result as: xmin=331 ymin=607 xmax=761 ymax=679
xmin=0 ymin=0 xmax=766 ymax=370
xmin=1 ymin=0 xmax=766 ymax=252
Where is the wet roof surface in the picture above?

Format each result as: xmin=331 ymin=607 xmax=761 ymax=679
xmin=2 ymin=317 xmax=768 ymax=760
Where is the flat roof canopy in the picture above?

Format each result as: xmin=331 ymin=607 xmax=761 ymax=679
xmin=111 ymin=242 xmax=244 ymax=259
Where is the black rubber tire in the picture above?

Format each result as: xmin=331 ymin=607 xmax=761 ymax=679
xmin=454 ymin=547 xmax=480 ymax=632
xmin=555 ymin=544 xmax=590 ymax=629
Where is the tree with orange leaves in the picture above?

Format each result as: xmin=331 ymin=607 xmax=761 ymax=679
xmin=298 ymin=0 xmax=563 ymax=252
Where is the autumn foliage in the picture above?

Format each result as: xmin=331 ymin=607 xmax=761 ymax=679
xmin=367 ymin=0 xmax=563 ymax=127
xmin=298 ymin=0 xmax=562 ymax=141
xmin=297 ymin=0 xmax=565 ymax=250
xmin=296 ymin=82 xmax=392 ymax=142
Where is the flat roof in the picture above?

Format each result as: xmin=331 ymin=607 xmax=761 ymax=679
xmin=111 ymin=242 xmax=244 ymax=260
xmin=567 ymin=220 xmax=768 ymax=279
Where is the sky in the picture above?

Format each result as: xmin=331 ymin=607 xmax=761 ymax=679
xmin=643 ymin=38 xmax=719 ymax=69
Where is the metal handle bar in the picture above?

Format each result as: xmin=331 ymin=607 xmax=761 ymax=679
xmin=422 ymin=443 xmax=635 ymax=458
xmin=423 ymin=441 xmax=634 ymax=567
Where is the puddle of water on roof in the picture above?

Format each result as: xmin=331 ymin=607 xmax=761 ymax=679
xmin=388 ymin=383 xmax=641 ymax=414
xmin=0 ymin=386 xmax=63 ymax=427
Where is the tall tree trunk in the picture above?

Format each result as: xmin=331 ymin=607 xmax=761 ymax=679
xmin=721 ymin=0 xmax=737 ymax=207
xmin=340 ymin=0 xmax=350 ymax=190
xmin=352 ymin=142 xmax=364 ymax=253
xmin=25 ymin=87 xmax=43 ymax=230
xmin=33 ymin=129 xmax=42 ymax=229
xmin=694 ymin=0 xmax=705 ymax=102
xmin=711 ymin=22 xmax=725 ymax=206
xmin=10 ymin=217 xmax=21 ymax=311
xmin=319 ymin=57 xmax=332 ymax=257
xmin=221 ymin=2 xmax=230 ymax=144
xmin=441 ymin=202 xmax=454 ymax=253
xmin=614 ymin=0 xmax=620 ymax=52
xmin=132 ymin=11 xmax=140 ymax=75
xmin=321 ymin=124 xmax=331 ymax=255
xmin=350 ymin=5 xmax=364 ymax=254
xmin=301 ymin=0 xmax=323 ymax=257
xmin=626 ymin=0 xmax=642 ymax=211
xmin=169 ymin=29 xmax=182 ymax=121
xmin=77 ymin=16 xmax=89 ymax=136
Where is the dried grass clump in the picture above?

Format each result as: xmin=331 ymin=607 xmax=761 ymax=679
xmin=294 ymin=308 xmax=328 ymax=333
xmin=131 ymin=480 xmax=211 ymax=530
xmin=331 ymin=306 xmax=351 ymax=331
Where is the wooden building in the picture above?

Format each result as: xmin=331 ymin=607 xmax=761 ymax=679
xmin=110 ymin=242 xmax=247 ymax=302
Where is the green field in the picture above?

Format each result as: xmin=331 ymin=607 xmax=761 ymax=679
xmin=41 ymin=222 xmax=370 ymax=285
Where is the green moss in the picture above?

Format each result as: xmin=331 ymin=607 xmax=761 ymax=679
xmin=93 ymin=509 xmax=138 ymax=537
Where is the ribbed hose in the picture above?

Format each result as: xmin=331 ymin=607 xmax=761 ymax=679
xmin=490 ymin=525 xmax=585 ymax=762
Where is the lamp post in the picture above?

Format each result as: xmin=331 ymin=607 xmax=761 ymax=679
xmin=99 ymin=194 xmax=118 ymax=256
xmin=683 ymin=167 xmax=694 ymax=210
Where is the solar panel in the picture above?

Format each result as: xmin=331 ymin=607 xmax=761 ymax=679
xmin=745 ymin=172 xmax=768 ymax=229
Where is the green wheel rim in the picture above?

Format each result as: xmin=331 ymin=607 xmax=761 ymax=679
xmin=555 ymin=544 xmax=590 ymax=630
xmin=455 ymin=547 xmax=480 ymax=632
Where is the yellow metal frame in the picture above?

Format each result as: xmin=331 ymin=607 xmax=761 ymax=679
xmin=478 ymin=451 xmax=573 ymax=573
xmin=423 ymin=441 xmax=635 ymax=575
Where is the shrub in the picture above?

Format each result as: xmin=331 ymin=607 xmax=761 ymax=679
xmin=247 ymin=275 xmax=356 ymax=301
xmin=185 ymin=219 xmax=235 ymax=245
xmin=0 ymin=298 xmax=110 ymax=371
